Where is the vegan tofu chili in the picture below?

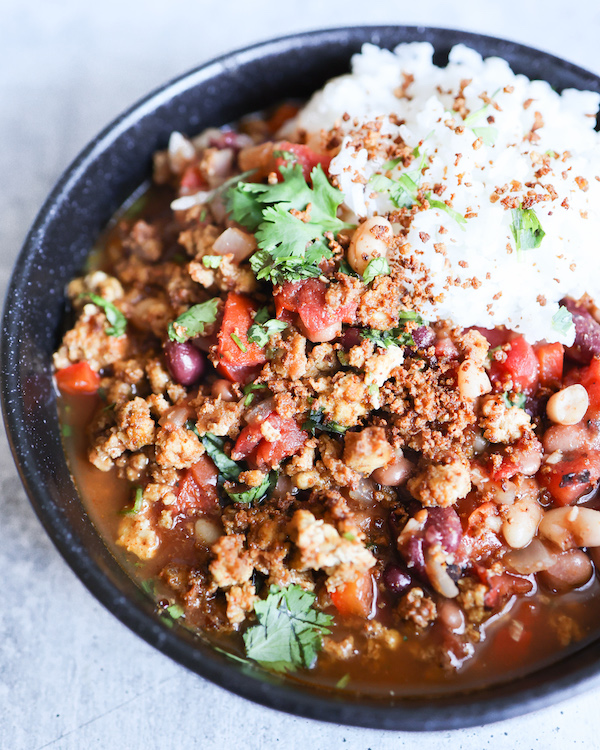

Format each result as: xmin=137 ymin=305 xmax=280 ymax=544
xmin=54 ymin=51 xmax=600 ymax=695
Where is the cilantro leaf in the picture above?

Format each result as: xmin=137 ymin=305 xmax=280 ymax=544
xmin=248 ymin=307 xmax=288 ymax=347
xmin=168 ymin=299 xmax=219 ymax=343
xmin=510 ymin=206 xmax=545 ymax=256
xmin=552 ymin=305 xmax=574 ymax=337
xmin=120 ymin=486 xmax=144 ymax=516
xmin=243 ymin=382 xmax=267 ymax=406
xmin=361 ymin=326 xmax=414 ymax=348
xmin=427 ymin=196 xmax=467 ymax=227
xmin=362 ymin=257 xmax=390 ymax=284
xmin=202 ymin=255 xmax=222 ymax=269
xmin=80 ymin=293 xmax=127 ymax=337
xmin=502 ymin=392 xmax=527 ymax=410
xmin=229 ymin=161 xmax=352 ymax=285
xmin=200 ymin=432 xmax=241 ymax=482
xmin=472 ymin=125 xmax=498 ymax=146
xmin=243 ymin=585 xmax=333 ymax=672
xmin=227 ymin=470 xmax=278 ymax=504
xmin=230 ymin=333 xmax=247 ymax=352
xmin=302 ymin=408 xmax=347 ymax=436
xmin=166 ymin=603 xmax=185 ymax=619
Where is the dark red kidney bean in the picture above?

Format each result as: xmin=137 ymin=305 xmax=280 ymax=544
xmin=538 ymin=549 xmax=593 ymax=593
xmin=383 ymin=563 xmax=413 ymax=595
xmin=561 ymin=297 xmax=600 ymax=364
xmin=423 ymin=507 xmax=462 ymax=554
xmin=412 ymin=326 xmax=436 ymax=349
xmin=403 ymin=535 xmax=426 ymax=576
xmin=338 ymin=327 xmax=363 ymax=351
xmin=164 ymin=341 xmax=206 ymax=386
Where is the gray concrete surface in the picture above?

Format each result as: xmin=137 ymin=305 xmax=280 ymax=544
xmin=2 ymin=1 xmax=600 ymax=748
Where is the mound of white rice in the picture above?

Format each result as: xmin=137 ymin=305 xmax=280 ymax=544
xmin=295 ymin=43 xmax=600 ymax=345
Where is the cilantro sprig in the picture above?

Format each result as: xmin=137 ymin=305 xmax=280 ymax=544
xmin=362 ymin=257 xmax=390 ymax=284
xmin=510 ymin=206 xmax=545 ymax=257
xmin=80 ymin=293 xmax=127 ymax=337
xmin=502 ymin=392 xmax=527 ymax=410
xmin=228 ymin=160 xmax=354 ymax=285
xmin=248 ymin=307 xmax=288 ymax=348
xmin=120 ymin=486 xmax=144 ymax=516
xmin=243 ymin=585 xmax=333 ymax=672
xmin=168 ymin=299 xmax=219 ymax=343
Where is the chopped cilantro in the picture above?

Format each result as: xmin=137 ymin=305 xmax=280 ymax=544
xmin=361 ymin=326 xmax=413 ymax=348
xmin=228 ymin=161 xmax=353 ymax=285
xmin=342 ymin=532 xmax=356 ymax=541
xmin=336 ymin=350 xmax=350 ymax=367
xmin=61 ymin=424 xmax=72 ymax=438
xmin=230 ymin=332 xmax=248 ymax=353
xmin=302 ymin=408 xmax=347 ymax=435
xmin=502 ymin=392 xmax=527 ymax=410
xmin=367 ymin=384 xmax=379 ymax=397
xmin=202 ymin=255 xmax=223 ymax=269
xmin=243 ymin=382 xmax=268 ymax=406
xmin=166 ymin=603 xmax=185 ymax=620
xmin=427 ymin=197 xmax=467 ymax=227
xmin=551 ymin=305 xmax=574 ymax=337
xmin=120 ymin=486 xmax=144 ymax=516
xmin=200 ymin=432 xmax=241 ymax=482
xmin=487 ymin=344 xmax=503 ymax=359
xmin=472 ymin=125 xmax=498 ymax=146
xmin=338 ymin=258 xmax=360 ymax=278
xmin=510 ymin=206 xmax=545 ymax=257
xmin=336 ymin=674 xmax=351 ymax=689
xmin=168 ymin=299 xmax=219 ymax=343
xmin=140 ymin=579 xmax=155 ymax=596
xmin=243 ymin=585 xmax=333 ymax=672
xmin=227 ymin=470 xmax=278 ymax=505
xmin=248 ymin=307 xmax=288 ymax=347
xmin=80 ymin=293 xmax=127 ymax=337
xmin=362 ymin=257 xmax=390 ymax=284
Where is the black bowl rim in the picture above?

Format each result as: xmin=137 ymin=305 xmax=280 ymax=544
xmin=4 ymin=24 xmax=600 ymax=732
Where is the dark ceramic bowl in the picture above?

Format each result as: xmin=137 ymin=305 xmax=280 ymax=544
xmin=3 ymin=26 xmax=600 ymax=731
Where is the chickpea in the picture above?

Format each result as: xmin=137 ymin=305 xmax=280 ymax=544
xmin=347 ymin=216 xmax=393 ymax=275
xmin=457 ymin=360 xmax=492 ymax=400
xmin=546 ymin=384 xmax=589 ymax=426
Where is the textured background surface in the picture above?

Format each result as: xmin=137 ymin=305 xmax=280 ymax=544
xmin=2 ymin=1 xmax=600 ymax=748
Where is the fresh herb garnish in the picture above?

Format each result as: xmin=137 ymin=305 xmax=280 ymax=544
xmin=427 ymin=197 xmax=467 ymax=227
xmin=202 ymin=255 xmax=223 ymax=269
xmin=243 ymin=382 xmax=268 ymax=406
xmin=362 ymin=257 xmax=390 ymax=284
xmin=230 ymin=332 xmax=248 ymax=353
xmin=472 ymin=125 xmax=498 ymax=146
xmin=302 ymin=408 xmax=347 ymax=435
xmin=510 ymin=206 xmax=545 ymax=257
xmin=243 ymin=584 xmax=333 ymax=672
xmin=80 ymin=293 xmax=127 ymax=337
xmin=361 ymin=327 xmax=414 ymax=348
xmin=61 ymin=424 xmax=72 ymax=438
xmin=502 ymin=392 xmax=527 ymax=410
xmin=200 ymin=432 xmax=241 ymax=482
xmin=227 ymin=470 xmax=278 ymax=504
xmin=168 ymin=298 xmax=219 ymax=343
xmin=166 ymin=603 xmax=185 ymax=620
xmin=120 ymin=486 xmax=144 ymax=516
xmin=336 ymin=674 xmax=351 ymax=689
xmin=228 ymin=160 xmax=354 ymax=285
xmin=247 ymin=307 xmax=288 ymax=347
xmin=338 ymin=258 xmax=360 ymax=277
xmin=171 ymin=168 xmax=257 ymax=211
xmin=551 ymin=305 xmax=574 ymax=337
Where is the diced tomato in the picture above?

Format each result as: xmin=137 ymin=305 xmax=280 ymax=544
xmin=474 ymin=566 xmax=533 ymax=608
xmin=176 ymin=455 xmax=219 ymax=514
xmin=274 ymin=279 xmax=357 ymax=343
xmin=570 ymin=356 xmax=600 ymax=420
xmin=538 ymin=450 xmax=600 ymax=506
xmin=232 ymin=413 xmax=307 ymax=469
xmin=534 ymin=342 xmax=564 ymax=387
xmin=179 ymin=165 xmax=207 ymax=194
xmin=455 ymin=502 xmax=503 ymax=564
xmin=434 ymin=337 xmax=459 ymax=359
xmin=330 ymin=573 xmax=375 ymax=618
xmin=490 ymin=437 xmax=543 ymax=481
xmin=489 ymin=335 xmax=539 ymax=392
xmin=55 ymin=362 xmax=100 ymax=395
xmin=275 ymin=141 xmax=332 ymax=180
xmin=216 ymin=292 xmax=266 ymax=382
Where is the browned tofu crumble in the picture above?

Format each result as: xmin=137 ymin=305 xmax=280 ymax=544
xmin=54 ymin=107 xmax=600 ymax=692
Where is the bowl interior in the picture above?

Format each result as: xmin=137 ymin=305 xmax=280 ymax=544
xmin=4 ymin=25 xmax=600 ymax=730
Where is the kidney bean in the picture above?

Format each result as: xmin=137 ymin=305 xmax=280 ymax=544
xmin=338 ymin=327 xmax=362 ymax=351
xmin=561 ymin=297 xmax=600 ymax=364
xmin=164 ymin=341 xmax=206 ymax=386
xmin=412 ymin=326 xmax=436 ymax=349
xmin=423 ymin=507 xmax=462 ymax=554
xmin=383 ymin=563 xmax=413 ymax=595
xmin=538 ymin=549 xmax=593 ymax=592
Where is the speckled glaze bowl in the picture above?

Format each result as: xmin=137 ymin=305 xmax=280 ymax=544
xmin=3 ymin=26 xmax=600 ymax=730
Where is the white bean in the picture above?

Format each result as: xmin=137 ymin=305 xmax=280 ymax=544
xmin=195 ymin=518 xmax=222 ymax=546
xmin=457 ymin=360 xmax=492 ymax=400
xmin=546 ymin=384 xmax=589 ymax=426
xmin=502 ymin=499 xmax=542 ymax=549
xmin=539 ymin=506 xmax=600 ymax=550
xmin=347 ymin=217 xmax=393 ymax=275
xmin=371 ymin=453 xmax=414 ymax=486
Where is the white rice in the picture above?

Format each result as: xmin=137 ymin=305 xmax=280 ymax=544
xmin=295 ymin=43 xmax=600 ymax=345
